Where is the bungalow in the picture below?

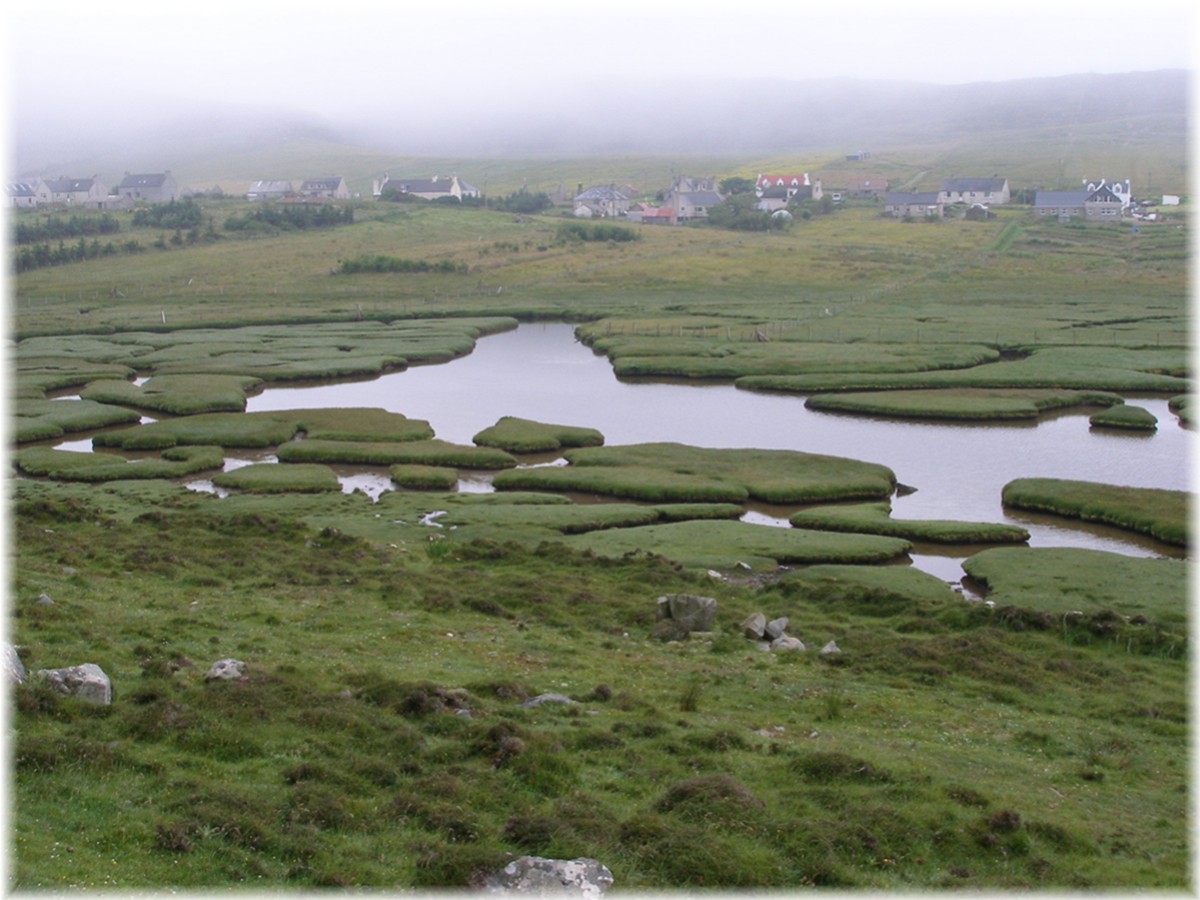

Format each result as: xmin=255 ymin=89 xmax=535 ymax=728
xmin=939 ymin=177 xmax=1009 ymax=206
xmin=299 ymin=176 xmax=350 ymax=200
xmin=41 ymin=176 xmax=108 ymax=206
xmin=247 ymin=180 xmax=294 ymax=201
xmin=1033 ymin=183 xmax=1124 ymax=221
xmin=628 ymin=203 xmax=675 ymax=225
xmin=884 ymin=192 xmax=944 ymax=219
xmin=117 ymin=172 xmax=178 ymax=203
xmin=664 ymin=176 xmax=722 ymax=223
xmin=574 ymin=185 xmax=629 ymax=218
xmin=375 ymin=175 xmax=479 ymax=201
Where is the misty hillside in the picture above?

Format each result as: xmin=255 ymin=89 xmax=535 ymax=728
xmin=11 ymin=69 xmax=1188 ymax=196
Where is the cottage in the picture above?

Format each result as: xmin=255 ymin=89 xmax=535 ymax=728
xmin=7 ymin=182 xmax=38 ymax=208
xmin=41 ymin=176 xmax=108 ymax=206
xmin=938 ymin=177 xmax=1009 ymax=206
xmin=247 ymin=180 xmax=294 ymax=201
xmin=298 ymin=176 xmax=350 ymax=200
xmin=884 ymin=192 xmax=944 ymax=219
xmin=754 ymin=173 xmax=823 ymax=204
xmin=1084 ymin=178 xmax=1131 ymax=210
xmin=375 ymin=175 xmax=479 ymax=201
xmin=1033 ymin=183 xmax=1124 ymax=221
xmin=117 ymin=172 xmax=178 ymax=203
xmin=663 ymin=176 xmax=722 ymax=223
xmin=628 ymin=203 xmax=674 ymax=225
xmin=574 ymin=185 xmax=629 ymax=218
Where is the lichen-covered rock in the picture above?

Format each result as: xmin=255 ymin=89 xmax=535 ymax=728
xmin=765 ymin=616 xmax=789 ymax=640
xmin=34 ymin=663 xmax=111 ymax=704
xmin=481 ymin=856 xmax=613 ymax=895
xmin=204 ymin=658 xmax=245 ymax=681
xmin=771 ymin=635 xmax=806 ymax=652
xmin=3 ymin=643 xmax=26 ymax=684
xmin=821 ymin=640 xmax=842 ymax=655
xmin=740 ymin=612 xmax=766 ymax=639
xmin=518 ymin=693 xmax=576 ymax=708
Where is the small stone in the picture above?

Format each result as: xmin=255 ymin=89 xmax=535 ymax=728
xmin=770 ymin=635 xmax=806 ymax=652
xmin=765 ymin=616 xmax=789 ymax=640
xmin=821 ymin=640 xmax=841 ymax=655
xmin=34 ymin=593 xmax=54 ymax=606
xmin=518 ymin=693 xmax=576 ymax=708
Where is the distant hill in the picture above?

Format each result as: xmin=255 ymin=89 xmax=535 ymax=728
xmin=11 ymin=69 xmax=1188 ymax=198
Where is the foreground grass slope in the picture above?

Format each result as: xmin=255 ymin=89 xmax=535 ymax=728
xmin=10 ymin=491 xmax=1188 ymax=890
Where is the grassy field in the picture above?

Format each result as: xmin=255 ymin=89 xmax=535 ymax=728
xmin=7 ymin=149 xmax=1192 ymax=890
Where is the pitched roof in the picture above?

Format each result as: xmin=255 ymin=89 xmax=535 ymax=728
xmin=119 ymin=173 xmax=170 ymax=189
xmin=43 ymin=177 xmax=97 ymax=193
xmin=886 ymin=192 xmax=941 ymax=204
xmin=7 ymin=183 xmax=36 ymax=196
xmin=940 ymin=177 xmax=1007 ymax=192
xmin=381 ymin=177 xmax=446 ymax=194
xmin=1033 ymin=191 xmax=1088 ymax=207
xmin=248 ymin=180 xmax=293 ymax=193
xmin=677 ymin=190 xmax=722 ymax=205
xmin=300 ymin=177 xmax=344 ymax=191
xmin=576 ymin=185 xmax=628 ymax=201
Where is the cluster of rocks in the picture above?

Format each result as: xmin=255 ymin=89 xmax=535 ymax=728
xmin=740 ymin=612 xmax=841 ymax=655
xmin=4 ymin=636 xmax=246 ymax=705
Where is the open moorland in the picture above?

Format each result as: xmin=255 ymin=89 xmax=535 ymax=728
xmin=7 ymin=135 xmax=1193 ymax=891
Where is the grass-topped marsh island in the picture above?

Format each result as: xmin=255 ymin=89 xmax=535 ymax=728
xmin=8 ymin=146 xmax=1191 ymax=891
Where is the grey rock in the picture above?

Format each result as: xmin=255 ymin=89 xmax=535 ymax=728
xmin=481 ymin=856 xmax=613 ymax=896
xmin=205 ymin=658 xmax=245 ymax=681
xmin=765 ymin=616 xmax=789 ymax=640
xmin=770 ymin=636 xmax=806 ymax=652
xmin=34 ymin=593 xmax=54 ymax=606
xmin=3 ymin=643 xmax=26 ymax=683
xmin=663 ymin=594 xmax=717 ymax=632
xmin=34 ymin=663 xmax=111 ymax=705
xmin=821 ymin=640 xmax=842 ymax=655
xmin=740 ymin=612 xmax=766 ymax=639
xmin=518 ymin=693 xmax=576 ymax=708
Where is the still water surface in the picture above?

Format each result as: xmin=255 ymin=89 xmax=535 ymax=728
xmin=240 ymin=323 xmax=1192 ymax=578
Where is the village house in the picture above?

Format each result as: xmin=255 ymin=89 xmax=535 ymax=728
xmin=1085 ymin=178 xmax=1131 ymax=210
xmin=7 ymin=182 xmax=39 ymax=208
xmin=247 ymin=180 xmax=294 ymax=201
xmin=374 ymin=175 xmax=479 ymax=202
xmin=841 ymin=175 xmax=889 ymax=197
xmin=663 ymin=176 xmax=722 ymax=223
xmin=1033 ymin=182 xmax=1125 ymax=221
xmin=938 ymin=177 xmax=1010 ymax=206
xmin=40 ymin=176 xmax=108 ymax=207
xmin=883 ymin=191 xmax=944 ymax=219
xmin=117 ymin=172 xmax=179 ymax=203
xmin=298 ymin=176 xmax=350 ymax=200
xmin=628 ymin=202 xmax=674 ymax=225
xmin=573 ymin=185 xmax=630 ymax=218
xmin=754 ymin=174 xmax=823 ymax=202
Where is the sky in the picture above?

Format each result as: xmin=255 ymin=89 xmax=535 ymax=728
xmin=1 ymin=0 xmax=1195 ymax=167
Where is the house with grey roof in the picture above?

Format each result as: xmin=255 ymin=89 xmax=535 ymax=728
xmin=664 ymin=176 xmax=722 ymax=223
xmin=1034 ymin=183 xmax=1124 ymax=221
xmin=938 ymin=177 xmax=1010 ymax=206
xmin=884 ymin=192 xmax=944 ymax=219
xmin=247 ymin=180 xmax=294 ymax=201
xmin=573 ymin=185 xmax=629 ymax=218
xmin=41 ymin=176 xmax=108 ymax=206
xmin=375 ymin=175 xmax=479 ymax=202
xmin=299 ymin=176 xmax=350 ymax=200
xmin=117 ymin=172 xmax=178 ymax=203
xmin=7 ymin=182 xmax=39 ymax=208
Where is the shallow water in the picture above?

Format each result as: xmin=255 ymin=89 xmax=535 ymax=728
xmin=242 ymin=322 xmax=1191 ymax=565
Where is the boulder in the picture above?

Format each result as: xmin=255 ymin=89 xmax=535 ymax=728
xmin=740 ymin=612 xmax=766 ymax=640
xmin=652 ymin=594 xmax=717 ymax=641
xmin=3 ymin=643 xmax=26 ymax=684
xmin=204 ymin=658 xmax=245 ymax=681
xmin=518 ymin=693 xmax=576 ymax=708
xmin=765 ymin=616 xmax=789 ymax=640
xmin=481 ymin=856 xmax=613 ymax=896
xmin=34 ymin=663 xmax=111 ymax=705
xmin=771 ymin=636 xmax=806 ymax=652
